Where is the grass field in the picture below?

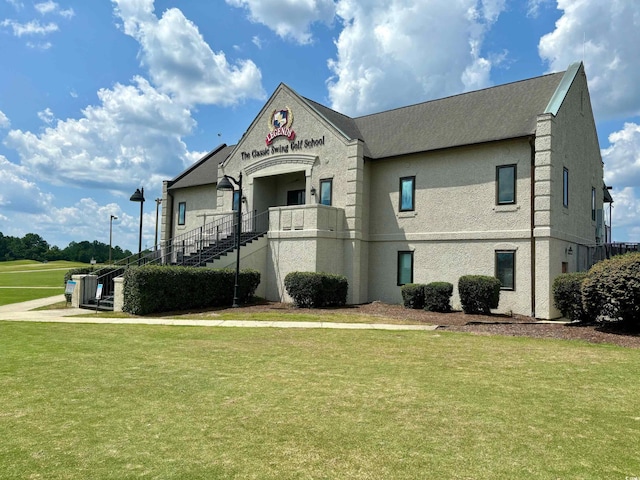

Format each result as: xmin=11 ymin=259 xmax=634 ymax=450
xmin=1 ymin=321 xmax=639 ymax=479
xmin=0 ymin=260 xmax=88 ymax=306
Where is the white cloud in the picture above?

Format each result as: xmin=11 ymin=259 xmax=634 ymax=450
xmin=0 ymin=110 xmax=10 ymax=129
xmin=327 ymin=0 xmax=507 ymax=116
xmin=112 ymin=0 xmax=265 ymax=107
xmin=527 ymin=0 xmax=552 ymax=18
xmin=5 ymin=76 xmax=196 ymax=191
xmin=0 ymin=156 xmax=53 ymax=213
xmin=4 ymin=0 xmax=24 ymax=10
xmin=34 ymin=1 xmax=75 ymax=18
xmin=602 ymin=122 xmax=640 ymax=189
xmin=226 ymin=0 xmax=336 ymax=44
xmin=252 ymin=35 xmax=262 ymax=49
xmin=37 ymin=107 xmax=55 ymax=124
xmin=539 ymin=0 xmax=640 ymax=120
xmin=0 ymin=19 xmax=58 ymax=36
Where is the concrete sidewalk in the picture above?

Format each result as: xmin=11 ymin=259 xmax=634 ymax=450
xmin=0 ymin=295 xmax=438 ymax=331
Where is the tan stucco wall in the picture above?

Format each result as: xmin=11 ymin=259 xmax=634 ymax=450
xmin=168 ymin=184 xmax=219 ymax=235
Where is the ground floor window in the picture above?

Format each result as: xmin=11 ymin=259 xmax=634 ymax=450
xmin=397 ymin=251 xmax=414 ymax=286
xmin=287 ymin=189 xmax=305 ymax=206
xmin=495 ymin=250 xmax=515 ymax=290
xmin=178 ymin=202 xmax=186 ymax=225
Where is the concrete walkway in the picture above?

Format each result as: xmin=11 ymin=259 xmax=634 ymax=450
xmin=0 ymin=295 xmax=438 ymax=331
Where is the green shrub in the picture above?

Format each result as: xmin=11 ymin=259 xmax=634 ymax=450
xmin=424 ymin=282 xmax=453 ymax=312
xmin=582 ymin=253 xmax=640 ymax=325
xmin=122 ymin=265 xmax=260 ymax=315
xmin=552 ymin=272 xmax=588 ymax=321
xmin=284 ymin=272 xmax=348 ymax=308
xmin=458 ymin=275 xmax=500 ymax=314
xmin=401 ymin=284 xmax=426 ymax=309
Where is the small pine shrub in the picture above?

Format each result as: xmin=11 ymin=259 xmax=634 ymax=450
xmin=552 ymin=272 xmax=588 ymax=321
xmin=458 ymin=275 xmax=501 ymax=314
xmin=401 ymin=284 xmax=426 ymax=309
xmin=582 ymin=252 xmax=640 ymax=326
xmin=284 ymin=272 xmax=348 ymax=308
xmin=424 ymin=282 xmax=453 ymax=313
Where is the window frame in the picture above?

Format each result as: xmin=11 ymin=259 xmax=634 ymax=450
xmin=591 ymin=187 xmax=596 ymax=221
xmin=495 ymin=250 xmax=515 ymax=291
xmin=563 ymin=167 xmax=569 ymax=207
xmin=232 ymin=191 xmax=240 ymax=211
xmin=399 ymin=176 xmax=416 ymax=212
xmin=397 ymin=251 xmax=414 ymax=286
xmin=319 ymin=178 xmax=333 ymax=206
xmin=178 ymin=202 xmax=186 ymax=226
xmin=496 ymin=164 xmax=517 ymax=205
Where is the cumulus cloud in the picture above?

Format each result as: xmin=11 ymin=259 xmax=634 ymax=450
xmin=5 ymin=76 xmax=195 ymax=190
xmin=112 ymin=0 xmax=265 ymax=106
xmin=37 ymin=107 xmax=55 ymax=124
xmin=602 ymin=122 xmax=640 ymax=189
xmin=35 ymin=1 xmax=74 ymax=18
xmin=0 ymin=156 xmax=53 ymax=213
xmin=0 ymin=19 xmax=58 ymax=36
xmin=226 ymin=0 xmax=336 ymax=44
xmin=327 ymin=0 xmax=507 ymax=116
xmin=0 ymin=110 xmax=10 ymax=128
xmin=539 ymin=0 xmax=640 ymax=120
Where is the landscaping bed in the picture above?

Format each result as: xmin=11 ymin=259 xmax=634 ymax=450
xmin=223 ymin=300 xmax=640 ymax=349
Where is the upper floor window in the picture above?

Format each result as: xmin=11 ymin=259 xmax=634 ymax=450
xmin=319 ymin=179 xmax=332 ymax=206
xmin=591 ymin=187 xmax=596 ymax=221
xmin=287 ymin=189 xmax=305 ymax=206
xmin=399 ymin=176 xmax=415 ymax=212
xmin=496 ymin=165 xmax=516 ymax=204
xmin=397 ymin=251 xmax=414 ymax=286
xmin=495 ymin=250 xmax=515 ymax=290
xmin=563 ymin=167 xmax=569 ymax=207
xmin=233 ymin=191 xmax=240 ymax=211
xmin=178 ymin=202 xmax=186 ymax=225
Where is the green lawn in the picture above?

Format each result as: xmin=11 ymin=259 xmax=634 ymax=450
xmin=0 ymin=261 xmax=88 ymax=305
xmin=1 ymin=322 xmax=638 ymax=479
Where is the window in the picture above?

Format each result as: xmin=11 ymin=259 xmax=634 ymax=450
xmin=496 ymin=165 xmax=516 ymax=204
xmin=563 ymin=167 xmax=569 ymax=207
xmin=287 ymin=189 xmax=305 ymax=206
xmin=495 ymin=251 xmax=515 ymax=290
xmin=591 ymin=187 xmax=596 ymax=221
xmin=399 ymin=176 xmax=415 ymax=212
xmin=178 ymin=202 xmax=186 ymax=225
xmin=233 ymin=191 xmax=240 ymax=211
xmin=319 ymin=179 xmax=332 ymax=206
xmin=397 ymin=251 xmax=414 ymax=286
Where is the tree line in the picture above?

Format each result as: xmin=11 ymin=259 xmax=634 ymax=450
xmin=0 ymin=232 xmax=133 ymax=264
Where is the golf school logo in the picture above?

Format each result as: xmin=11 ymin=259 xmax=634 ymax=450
xmin=265 ymin=107 xmax=296 ymax=146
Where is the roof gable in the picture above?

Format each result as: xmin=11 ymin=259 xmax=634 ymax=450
xmin=168 ymin=144 xmax=232 ymax=190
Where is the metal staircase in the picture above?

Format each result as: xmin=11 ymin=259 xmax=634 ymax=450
xmin=79 ymin=210 xmax=269 ymax=310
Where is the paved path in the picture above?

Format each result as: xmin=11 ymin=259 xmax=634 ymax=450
xmin=0 ymin=295 xmax=438 ymax=331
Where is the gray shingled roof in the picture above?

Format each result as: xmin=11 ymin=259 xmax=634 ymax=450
xmin=168 ymin=144 xmax=233 ymax=190
xmin=301 ymin=70 xmax=566 ymax=160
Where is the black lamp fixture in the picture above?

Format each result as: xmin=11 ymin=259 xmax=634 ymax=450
xmin=310 ymin=186 xmax=317 ymax=196
xmin=217 ymin=173 xmax=242 ymax=307
xmin=130 ymin=187 xmax=145 ymax=261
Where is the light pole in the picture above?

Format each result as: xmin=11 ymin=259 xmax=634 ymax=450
xmin=129 ymin=187 xmax=145 ymax=262
xmin=109 ymin=214 xmax=118 ymax=264
xmin=154 ymin=198 xmax=162 ymax=251
xmin=217 ymin=172 xmax=242 ymax=308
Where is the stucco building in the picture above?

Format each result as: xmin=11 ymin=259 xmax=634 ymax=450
xmin=162 ymin=61 xmax=610 ymax=319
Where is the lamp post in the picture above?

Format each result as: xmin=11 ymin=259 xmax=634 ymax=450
xmin=109 ymin=214 xmax=118 ymax=264
xmin=130 ymin=187 xmax=145 ymax=262
xmin=217 ymin=172 xmax=242 ymax=308
xmin=154 ymin=198 xmax=162 ymax=251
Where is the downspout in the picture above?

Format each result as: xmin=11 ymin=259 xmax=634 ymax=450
xmin=529 ymin=136 xmax=536 ymax=318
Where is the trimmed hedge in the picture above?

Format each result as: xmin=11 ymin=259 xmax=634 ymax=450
xmin=401 ymin=283 xmax=426 ymax=309
xmin=122 ymin=265 xmax=260 ymax=315
xmin=582 ymin=252 xmax=640 ymax=325
xmin=284 ymin=272 xmax=348 ymax=308
xmin=552 ymin=272 xmax=588 ymax=321
xmin=458 ymin=275 xmax=500 ymax=314
xmin=424 ymin=282 xmax=453 ymax=313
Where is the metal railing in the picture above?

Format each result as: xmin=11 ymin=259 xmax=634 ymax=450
xmin=85 ymin=210 xmax=269 ymax=301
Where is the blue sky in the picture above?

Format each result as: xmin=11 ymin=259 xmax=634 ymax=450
xmin=1 ymin=0 xmax=639 ymax=253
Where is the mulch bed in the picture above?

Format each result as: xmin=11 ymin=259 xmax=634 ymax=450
xmin=232 ymin=301 xmax=640 ymax=349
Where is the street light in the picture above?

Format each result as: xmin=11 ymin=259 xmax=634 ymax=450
xmin=217 ymin=172 xmax=242 ymax=308
xmin=109 ymin=214 xmax=118 ymax=264
xmin=154 ymin=198 xmax=162 ymax=251
xmin=130 ymin=187 xmax=145 ymax=261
